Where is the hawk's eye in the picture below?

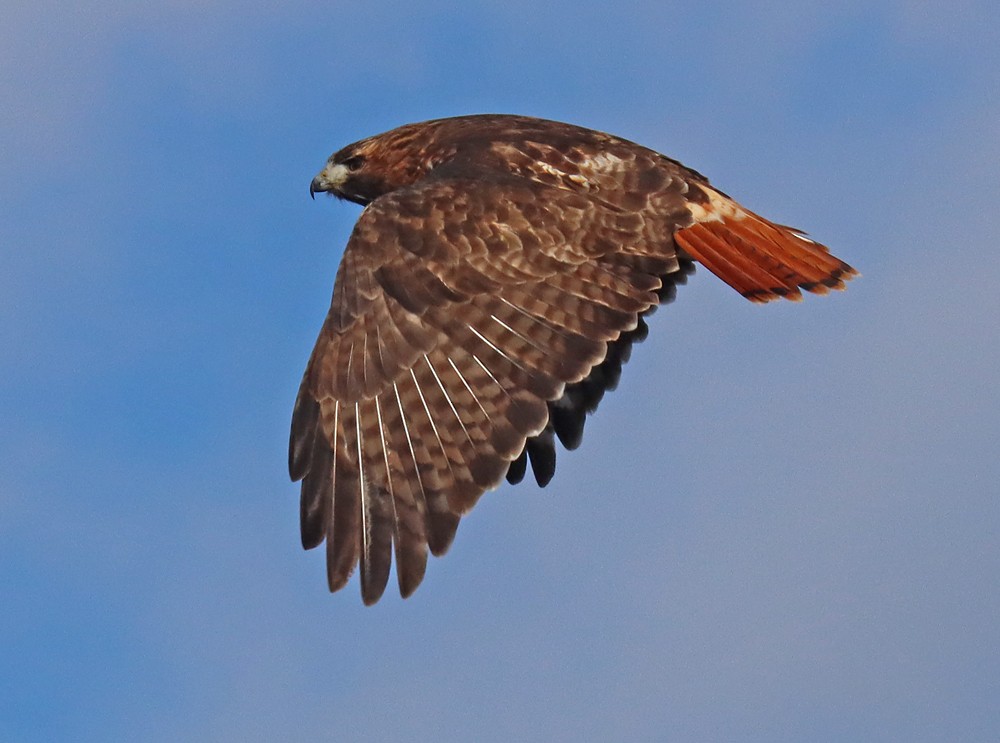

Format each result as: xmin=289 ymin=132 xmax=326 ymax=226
xmin=341 ymin=155 xmax=365 ymax=172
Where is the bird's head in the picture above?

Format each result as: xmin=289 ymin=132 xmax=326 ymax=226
xmin=311 ymin=121 xmax=461 ymax=206
xmin=310 ymin=140 xmax=387 ymax=206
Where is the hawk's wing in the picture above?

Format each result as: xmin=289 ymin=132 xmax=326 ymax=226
xmin=290 ymin=168 xmax=690 ymax=604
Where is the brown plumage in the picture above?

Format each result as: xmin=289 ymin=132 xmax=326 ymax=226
xmin=292 ymin=114 xmax=857 ymax=604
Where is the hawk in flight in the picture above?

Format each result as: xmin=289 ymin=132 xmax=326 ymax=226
xmin=292 ymin=114 xmax=856 ymax=604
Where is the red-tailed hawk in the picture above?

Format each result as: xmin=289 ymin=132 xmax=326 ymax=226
xmin=292 ymin=114 xmax=856 ymax=604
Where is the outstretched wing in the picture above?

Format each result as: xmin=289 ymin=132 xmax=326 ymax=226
xmin=289 ymin=167 xmax=691 ymax=604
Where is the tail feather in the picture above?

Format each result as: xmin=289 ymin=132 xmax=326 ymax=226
xmin=676 ymin=221 xmax=804 ymax=302
xmin=676 ymin=186 xmax=858 ymax=303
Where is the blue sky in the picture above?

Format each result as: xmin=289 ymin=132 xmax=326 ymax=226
xmin=3 ymin=1 xmax=999 ymax=740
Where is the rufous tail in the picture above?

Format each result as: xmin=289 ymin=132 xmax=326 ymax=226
xmin=674 ymin=185 xmax=858 ymax=303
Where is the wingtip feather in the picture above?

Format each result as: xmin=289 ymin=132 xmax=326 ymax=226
xmin=289 ymin=387 xmax=321 ymax=481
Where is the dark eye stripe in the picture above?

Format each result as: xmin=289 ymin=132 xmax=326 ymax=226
xmin=342 ymin=155 xmax=365 ymax=171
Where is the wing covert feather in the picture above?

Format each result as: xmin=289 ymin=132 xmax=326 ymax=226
xmin=291 ymin=168 xmax=693 ymax=602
